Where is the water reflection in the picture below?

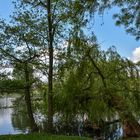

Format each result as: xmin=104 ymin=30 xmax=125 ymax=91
xmin=11 ymin=100 xmax=30 ymax=133
xmin=0 ymin=98 xmax=22 ymax=134
xmin=0 ymin=97 xmax=123 ymax=139
xmin=0 ymin=97 xmax=13 ymax=108
xmin=103 ymin=122 xmax=123 ymax=140
xmin=0 ymin=97 xmax=29 ymax=134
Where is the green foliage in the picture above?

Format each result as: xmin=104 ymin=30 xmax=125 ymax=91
xmin=113 ymin=0 xmax=140 ymax=40
xmin=64 ymin=0 xmax=140 ymax=40
xmin=55 ymin=34 xmax=140 ymax=123
xmin=0 ymin=79 xmax=24 ymax=93
xmin=0 ymin=0 xmax=140 ymax=134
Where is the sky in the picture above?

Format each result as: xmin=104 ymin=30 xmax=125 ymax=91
xmin=0 ymin=0 xmax=140 ymax=62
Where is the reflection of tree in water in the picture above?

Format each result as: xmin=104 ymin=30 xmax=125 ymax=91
xmin=11 ymin=97 xmax=30 ymax=133
xmin=10 ymin=97 xmax=123 ymax=139
xmin=82 ymin=119 xmax=122 ymax=140
xmin=103 ymin=122 xmax=122 ymax=140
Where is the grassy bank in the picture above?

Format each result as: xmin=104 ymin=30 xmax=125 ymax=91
xmin=0 ymin=133 xmax=92 ymax=140
xmin=123 ymin=138 xmax=140 ymax=140
xmin=1 ymin=134 xmax=140 ymax=140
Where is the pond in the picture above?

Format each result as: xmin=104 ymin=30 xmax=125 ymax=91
xmin=0 ymin=97 xmax=123 ymax=140
xmin=0 ymin=97 xmax=29 ymax=135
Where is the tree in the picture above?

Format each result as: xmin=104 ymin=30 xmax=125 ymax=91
xmin=80 ymin=0 xmax=140 ymax=40
xmin=0 ymin=19 xmax=40 ymax=132
xmin=55 ymin=33 xmax=140 ymax=137
xmin=15 ymin=0 xmax=92 ymax=132
xmin=113 ymin=0 xmax=140 ymax=40
xmin=1 ymin=0 xmax=139 ymax=136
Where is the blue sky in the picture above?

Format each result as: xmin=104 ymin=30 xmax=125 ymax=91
xmin=93 ymin=8 xmax=140 ymax=59
xmin=0 ymin=0 xmax=139 ymax=60
xmin=0 ymin=0 xmax=14 ymax=21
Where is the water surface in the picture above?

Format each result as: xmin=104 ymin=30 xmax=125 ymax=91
xmin=0 ymin=97 xmax=28 ymax=135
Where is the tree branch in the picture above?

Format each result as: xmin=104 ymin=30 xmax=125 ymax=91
xmin=0 ymin=47 xmax=22 ymax=63
xmin=87 ymin=50 xmax=107 ymax=88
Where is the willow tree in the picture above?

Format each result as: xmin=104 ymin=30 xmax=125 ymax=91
xmin=56 ymin=34 xmax=140 ymax=137
xmin=76 ymin=0 xmax=140 ymax=40
xmin=113 ymin=0 xmax=140 ymax=40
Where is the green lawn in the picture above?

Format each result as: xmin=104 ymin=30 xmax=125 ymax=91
xmin=123 ymin=138 xmax=140 ymax=140
xmin=1 ymin=134 xmax=140 ymax=140
xmin=120 ymin=137 xmax=140 ymax=140
xmin=0 ymin=134 xmax=92 ymax=140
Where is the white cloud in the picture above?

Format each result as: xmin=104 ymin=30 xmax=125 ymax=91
xmin=132 ymin=47 xmax=140 ymax=63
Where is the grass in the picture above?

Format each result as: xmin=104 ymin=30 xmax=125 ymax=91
xmin=0 ymin=133 xmax=92 ymax=140
xmin=123 ymin=138 xmax=140 ymax=140
xmin=0 ymin=134 xmax=140 ymax=140
xmin=121 ymin=137 xmax=140 ymax=140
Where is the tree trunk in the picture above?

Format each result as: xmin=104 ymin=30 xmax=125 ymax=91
xmin=24 ymin=63 xmax=38 ymax=132
xmin=123 ymin=119 xmax=140 ymax=138
xmin=107 ymin=95 xmax=140 ymax=138
xmin=47 ymin=0 xmax=54 ymax=133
